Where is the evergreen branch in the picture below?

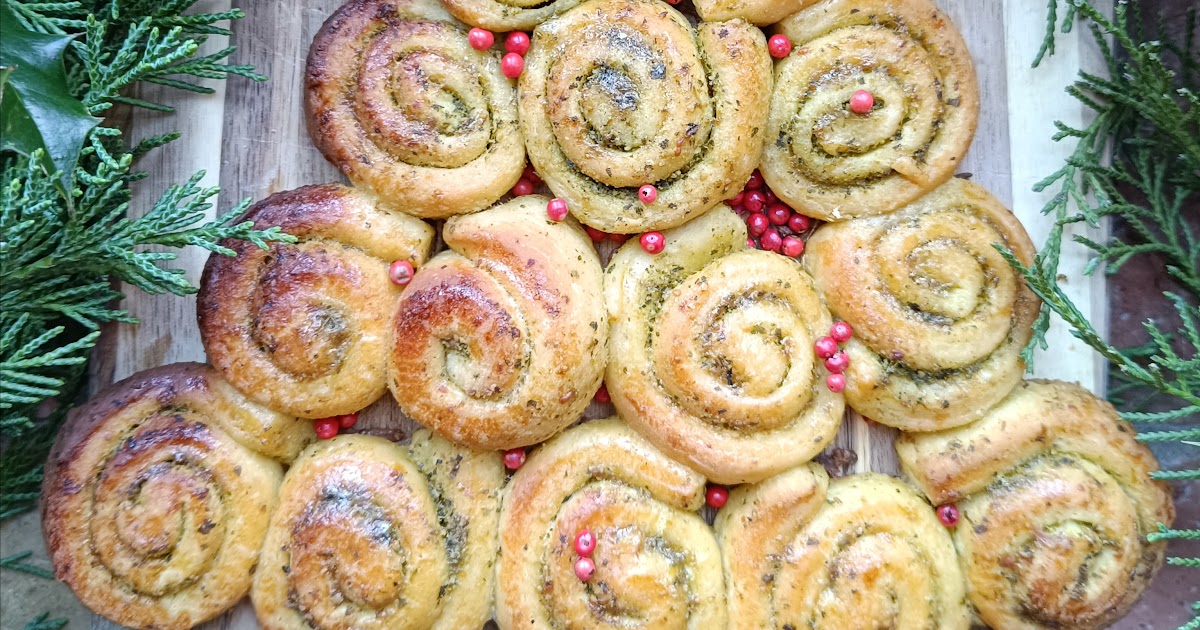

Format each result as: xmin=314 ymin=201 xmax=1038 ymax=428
xmin=0 ymin=551 xmax=54 ymax=579
xmin=20 ymin=613 xmax=66 ymax=630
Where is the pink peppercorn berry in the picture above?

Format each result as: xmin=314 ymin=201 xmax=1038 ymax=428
xmin=468 ymin=28 xmax=494 ymax=50
xmin=768 ymin=34 xmax=793 ymax=59
xmin=825 ymin=352 xmax=850 ymax=373
xmin=706 ymin=486 xmax=729 ymax=509
xmin=503 ymin=448 xmax=526 ymax=470
xmin=830 ymin=321 xmax=854 ymax=343
xmin=814 ymin=336 xmax=838 ymax=359
xmin=767 ymin=203 xmax=791 ymax=226
xmin=505 ymin=31 xmax=531 ymax=55
xmin=388 ymin=260 xmax=415 ymax=286
xmin=849 ymin=89 xmax=874 ymax=115
xmin=314 ymin=418 xmax=339 ymax=440
xmin=781 ymin=236 xmax=805 ymax=258
xmin=747 ymin=213 xmax=769 ymax=237
xmin=638 ymin=184 xmax=658 ymax=204
xmin=937 ymin=504 xmax=960 ymax=527
xmin=594 ymin=384 xmax=610 ymax=404
xmin=574 ymin=529 xmax=596 ymax=557
xmin=501 ymin=52 xmax=524 ymax=78
xmin=826 ymin=373 xmax=846 ymax=393
xmin=788 ymin=214 xmax=812 ymax=233
xmin=744 ymin=190 xmax=767 ymax=213
xmin=547 ymin=198 xmax=569 ymax=222
xmin=511 ymin=179 xmax=534 ymax=196
xmin=640 ymin=231 xmax=665 ymax=255
xmin=338 ymin=412 xmax=359 ymax=429
xmin=574 ymin=557 xmax=595 ymax=581
xmin=760 ymin=229 xmax=782 ymax=252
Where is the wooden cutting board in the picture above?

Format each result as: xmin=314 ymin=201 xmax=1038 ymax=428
xmin=85 ymin=0 xmax=1114 ymax=627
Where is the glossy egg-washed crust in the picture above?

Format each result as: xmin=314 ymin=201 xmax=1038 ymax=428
xmin=804 ymin=177 xmax=1040 ymax=432
xmin=495 ymin=418 xmax=727 ymax=630
xmin=897 ymin=380 xmax=1175 ymax=630
xmin=520 ymin=0 xmax=771 ymax=233
xmin=305 ymin=0 xmax=526 ymax=218
xmin=440 ymin=0 xmax=585 ymax=31
xmin=762 ymin=0 xmax=979 ymax=221
xmin=41 ymin=364 xmax=314 ymax=630
xmin=716 ymin=465 xmax=970 ymax=630
xmin=198 ymin=184 xmax=433 ymax=420
xmin=694 ymin=0 xmax=815 ymax=26
xmin=606 ymin=205 xmax=843 ymax=484
xmin=251 ymin=432 xmax=503 ymax=629
xmin=389 ymin=195 xmax=607 ymax=450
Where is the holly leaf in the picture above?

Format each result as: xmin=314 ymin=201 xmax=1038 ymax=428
xmin=0 ymin=3 xmax=100 ymax=186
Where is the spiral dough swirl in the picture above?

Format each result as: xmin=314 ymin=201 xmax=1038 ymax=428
xmin=440 ymin=0 xmax=585 ymax=31
xmin=897 ymin=380 xmax=1175 ymax=630
xmin=496 ymin=418 xmax=727 ymax=630
xmin=520 ymin=0 xmax=771 ymax=233
xmin=716 ymin=465 xmax=970 ymax=630
xmin=41 ymin=364 xmax=313 ymax=630
xmin=606 ymin=206 xmax=843 ymax=484
xmin=305 ymin=0 xmax=526 ymax=218
xmin=199 ymin=184 xmax=434 ymax=419
xmin=252 ymin=431 xmax=504 ymax=630
xmin=804 ymin=178 xmax=1039 ymax=432
xmin=389 ymin=195 xmax=607 ymax=450
xmin=762 ymin=0 xmax=979 ymax=221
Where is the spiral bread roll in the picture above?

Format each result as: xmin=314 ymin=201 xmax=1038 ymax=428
xmin=199 ymin=184 xmax=432 ymax=420
xmin=716 ymin=465 xmax=970 ymax=630
xmin=389 ymin=195 xmax=606 ymax=450
xmin=693 ymin=0 xmax=814 ymax=26
xmin=440 ymin=0 xmax=585 ymax=31
xmin=41 ymin=364 xmax=313 ymax=630
xmin=606 ymin=205 xmax=843 ymax=484
xmin=804 ymin=178 xmax=1039 ymax=431
xmin=519 ymin=0 xmax=771 ymax=234
xmin=761 ymin=0 xmax=979 ymax=221
xmin=305 ymin=0 xmax=526 ymax=218
xmin=252 ymin=431 xmax=503 ymax=630
xmin=496 ymin=418 xmax=726 ymax=630
xmin=897 ymin=380 xmax=1175 ymax=630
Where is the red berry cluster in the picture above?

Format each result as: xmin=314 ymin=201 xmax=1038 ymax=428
xmin=573 ymin=529 xmax=597 ymax=581
xmin=469 ymin=28 xmax=529 ymax=78
xmin=584 ymin=226 xmax=629 ymax=244
xmin=814 ymin=321 xmax=853 ymax=393
xmin=313 ymin=412 xmax=359 ymax=440
xmin=730 ymin=171 xmax=812 ymax=258
xmin=512 ymin=164 xmax=540 ymax=198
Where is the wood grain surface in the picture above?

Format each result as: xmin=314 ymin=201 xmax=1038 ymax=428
xmin=78 ymin=0 xmax=1144 ymax=627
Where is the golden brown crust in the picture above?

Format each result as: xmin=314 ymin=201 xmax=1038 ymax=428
xmin=762 ymin=0 xmax=979 ymax=221
xmin=440 ymin=0 xmax=585 ymax=31
xmin=694 ymin=0 xmax=815 ymax=26
xmin=495 ymin=418 xmax=726 ymax=630
xmin=896 ymin=380 xmax=1176 ymax=630
xmin=803 ymin=178 xmax=1039 ymax=431
xmin=41 ymin=363 xmax=310 ymax=630
xmin=388 ymin=195 xmax=607 ymax=450
xmin=606 ymin=205 xmax=843 ymax=484
xmin=305 ymin=0 xmax=525 ymax=218
xmin=715 ymin=466 xmax=970 ymax=629
xmin=198 ymin=184 xmax=433 ymax=419
xmin=251 ymin=431 xmax=503 ymax=630
xmin=519 ymin=0 xmax=771 ymax=233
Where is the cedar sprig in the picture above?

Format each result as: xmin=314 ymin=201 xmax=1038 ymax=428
xmin=0 ymin=0 xmax=287 ymax=521
xmin=1024 ymin=1 xmax=1198 ymax=627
